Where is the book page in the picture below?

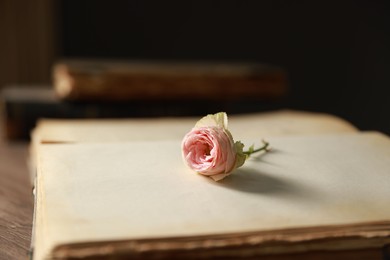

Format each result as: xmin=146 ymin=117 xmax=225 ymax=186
xmin=30 ymin=110 xmax=357 ymax=186
xmin=34 ymin=132 xmax=390 ymax=259
xmin=32 ymin=110 xmax=357 ymax=144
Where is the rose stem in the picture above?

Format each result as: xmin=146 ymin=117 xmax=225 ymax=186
xmin=243 ymin=140 xmax=270 ymax=156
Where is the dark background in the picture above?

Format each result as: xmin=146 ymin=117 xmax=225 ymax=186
xmin=59 ymin=0 xmax=390 ymax=134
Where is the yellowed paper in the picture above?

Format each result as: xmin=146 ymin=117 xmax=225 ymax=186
xmin=34 ymin=132 xmax=390 ymax=259
xmin=29 ymin=110 xmax=357 ymax=186
xmin=32 ymin=110 xmax=357 ymax=144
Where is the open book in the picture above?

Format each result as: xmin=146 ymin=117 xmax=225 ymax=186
xmin=31 ymin=111 xmax=390 ymax=259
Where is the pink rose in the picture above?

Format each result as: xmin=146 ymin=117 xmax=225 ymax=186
xmin=181 ymin=112 xmax=246 ymax=181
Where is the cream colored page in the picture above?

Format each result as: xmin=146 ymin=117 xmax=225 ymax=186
xmin=29 ymin=110 xmax=357 ymax=184
xmin=37 ymin=132 xmax=390 ymax=259
xmin=29 ymin=110 xmax=357 ymax=186
xmin=33 ymin=110 xmax=357 ymax=143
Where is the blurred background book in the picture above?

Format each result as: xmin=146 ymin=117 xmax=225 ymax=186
xmin=1 ymin=0 xmax=389 ymax=140
xmin=1 ymin=59 xmax=287 ymax=139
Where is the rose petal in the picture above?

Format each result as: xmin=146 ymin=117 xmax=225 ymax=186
xmin=210 ymin=173 xmax=230 ymax=181
xmin=195 ymin=112 xmax=228 ymax=129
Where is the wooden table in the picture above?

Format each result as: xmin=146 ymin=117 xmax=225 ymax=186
xmin=0 ymin=135 xmax=33 ymax=259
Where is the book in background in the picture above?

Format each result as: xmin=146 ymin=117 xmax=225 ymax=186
xmin=53 ymin=59 xmax=287 ymax=101
xmin=0 ymin=60 xmax=288 ymax=140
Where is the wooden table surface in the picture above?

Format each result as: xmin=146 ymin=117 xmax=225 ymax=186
xmin=0 ymin=134 xmax=33 ymax=260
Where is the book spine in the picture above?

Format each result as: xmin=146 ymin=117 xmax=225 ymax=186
xmin=54 ymin=61 xmax=288 ymax=101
